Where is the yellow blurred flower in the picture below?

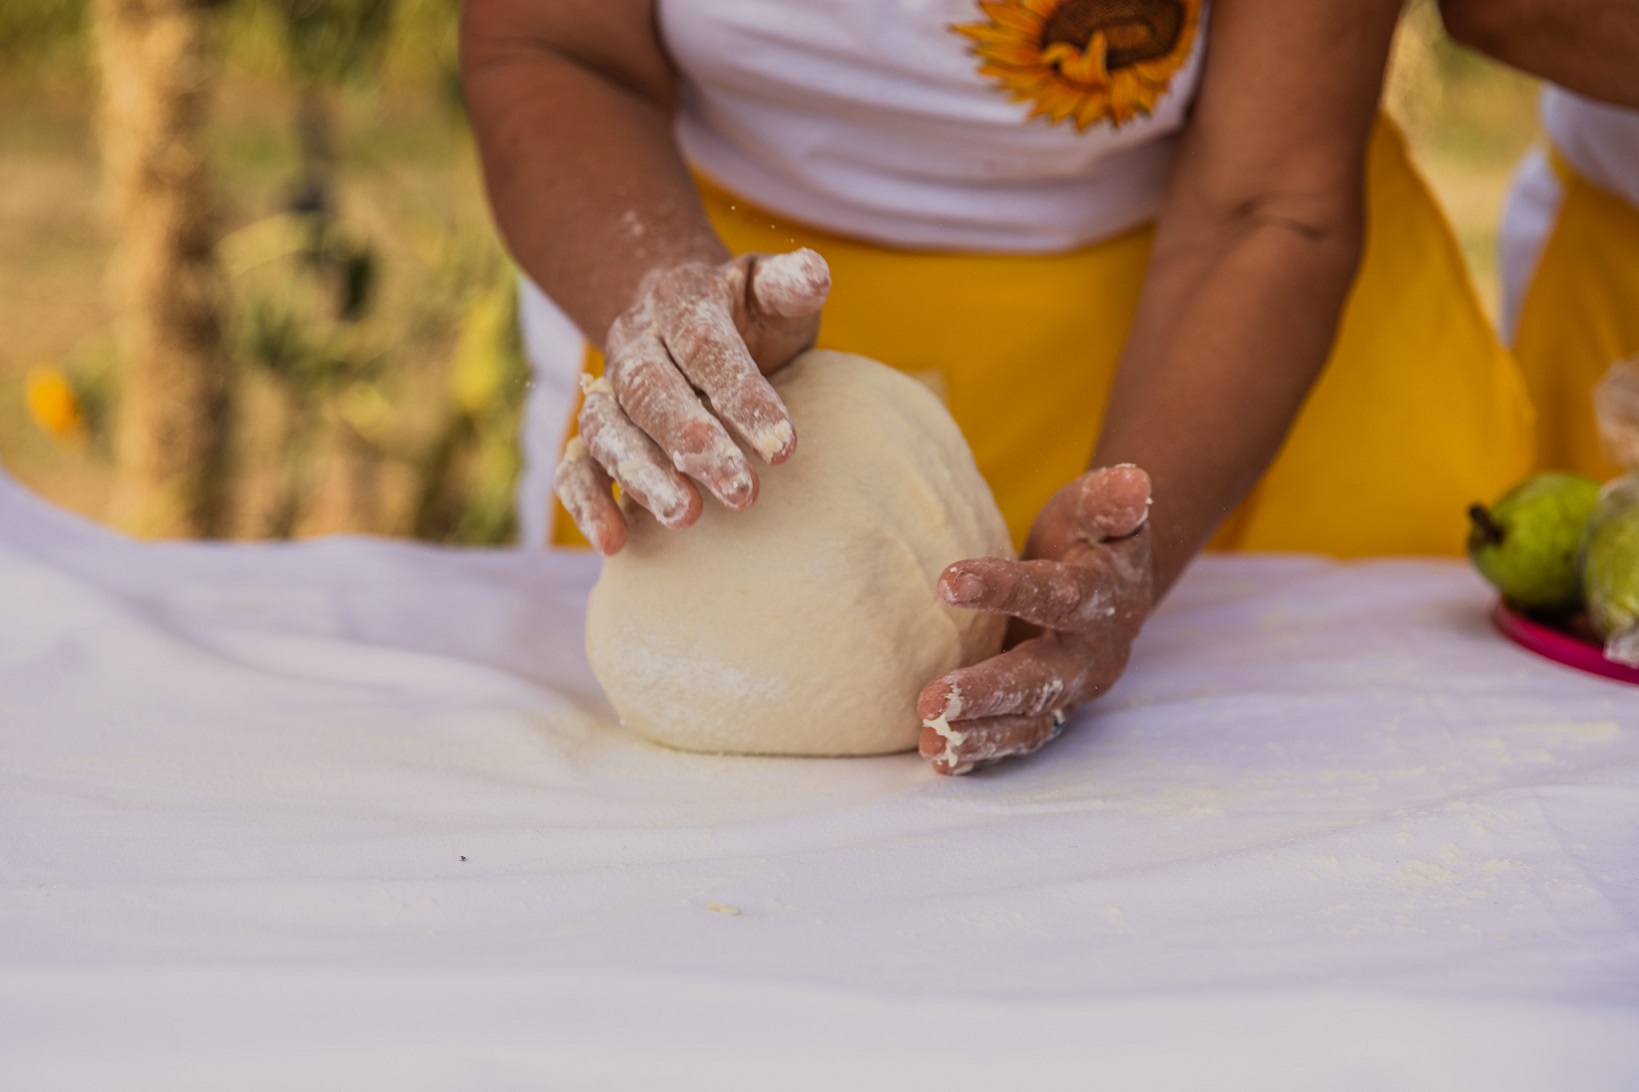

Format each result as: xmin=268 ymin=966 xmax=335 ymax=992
xmin=450 ymin=280 xmax=516 ymax=417
xmin=25 ymin=365 xmax=87 ymax=444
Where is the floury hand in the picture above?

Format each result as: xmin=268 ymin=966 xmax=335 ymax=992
xmin=555 ymin=249 xmax=831 ymax=554
xmin=919 ymin=465 xmax=1155 ymax=775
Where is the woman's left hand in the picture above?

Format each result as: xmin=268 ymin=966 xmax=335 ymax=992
xmin=918 ymin=465 xmax=1155 ymax=775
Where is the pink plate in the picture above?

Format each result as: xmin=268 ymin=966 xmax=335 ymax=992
xmin=1492 ymin=601 xmax=1639 ymax=685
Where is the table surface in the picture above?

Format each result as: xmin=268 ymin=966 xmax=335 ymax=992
xmin=2 ymin=471 xmax=1636 ymax=1090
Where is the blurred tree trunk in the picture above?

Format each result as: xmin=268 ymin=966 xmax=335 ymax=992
xmin=92 ymin=0 xmax=230 ymax=538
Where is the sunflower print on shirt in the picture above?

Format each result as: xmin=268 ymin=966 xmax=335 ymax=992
xmin=954 ymin=0 xmax=1204 ymax=131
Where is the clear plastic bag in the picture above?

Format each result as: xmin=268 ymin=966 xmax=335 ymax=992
xmin=1595 ymin=357 xmax=1639 ymax=471
xmin=1587 ymin=359 xmax=1639 ymax=665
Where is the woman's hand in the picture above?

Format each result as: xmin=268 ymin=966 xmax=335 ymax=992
xmin=555 ymin=248 xmax=831 ymax=554
xmin=553 ymin=247 xmax=832 ymax=554
xmin=918 ymin=465 xmax=1155 ymax=776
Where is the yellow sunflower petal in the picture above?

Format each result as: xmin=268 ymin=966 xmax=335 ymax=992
xmin=1036 ymin=83 xmax=1081 ymax=124
xmin=976 ymin=62 xmax=1022 ymax=81
xmin=977 ymin=0 xmax=1045 ymax=33
xmin=991 ymin=75 xmax=1041 ymax=100
xmin=976 ymin=40 xmax=1048 ymax=66
xmin=1010 ymin=70 xmax=1060 ymax=96
xmin=1074 ymin=91 xmax=1112 ymax=131
xmin=1131 ymin=45 xmax=1195 ymax=86
xmin=1107 ymin=75 xmax=1146 ymax=126
xmin=957 ymin=23 xmax=1031 ymax=47
xmin=1075 ymin=31 xmax=1112 ymax=83
xmin=978 ymin=63 xmax=1048 ymax=89
xmin=1024 ymin=85 xmax=1063 ymax=118
xmin=995 ymin=75 xmax=1048 ymax=100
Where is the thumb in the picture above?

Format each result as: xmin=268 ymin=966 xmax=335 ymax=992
xmin=1073 ymin=465 xmax=1156 ymax=611
xmin=748 ymin=248 xmax=831 ymax=320
xmin=1072 ymin=464 xmax=1152 ymax=543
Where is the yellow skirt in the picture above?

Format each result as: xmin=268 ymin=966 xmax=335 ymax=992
xmin=1512 ymin=148 xmax=1639 ymax=482
xmin=556 ymin=121 xmax=1533 ymax=556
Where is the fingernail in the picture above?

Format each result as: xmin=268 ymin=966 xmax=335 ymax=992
xmin=720 ymin=471 xmax=755 ymax=507
xmin=918 ymin=727 xmax=944 ymax=760
xmin=945 ymin=572 xmax=984 ymax=603
xmin=750 ymin=420 xmax=795 ymax=462
xmin=657 ymin=497 xmax=691 ymax=526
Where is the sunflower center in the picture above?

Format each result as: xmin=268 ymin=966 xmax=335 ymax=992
xmin=1041 ymin=0 xmax=1185 ymax=70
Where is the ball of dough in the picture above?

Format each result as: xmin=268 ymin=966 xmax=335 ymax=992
xmin=585 ymin=350 xmax=1014 ymax=756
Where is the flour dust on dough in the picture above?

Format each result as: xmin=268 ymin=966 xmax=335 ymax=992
xmin=585 ymin=349 xmax=1013 ymax=756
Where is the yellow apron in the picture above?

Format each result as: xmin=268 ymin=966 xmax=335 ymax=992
xmin=555 ymin=120 xmax=1533 ymax=556
xmin=1511 ymin=147 xmax=1639 ymax=483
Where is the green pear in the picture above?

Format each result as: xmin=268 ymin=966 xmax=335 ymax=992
xmin=1467 ymin=472 xmax=1602 ymax=616
xmin=1582 ymin=477 xmax=1639 ymax=667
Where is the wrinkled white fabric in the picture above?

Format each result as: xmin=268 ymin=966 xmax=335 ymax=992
xmin=2 ymin=466 xmax=1637 ymax=1090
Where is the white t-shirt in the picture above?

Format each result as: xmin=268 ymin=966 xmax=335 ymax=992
xmin=1544 ymin=86 xmax=1639 ymax=211
xmin=1499 ymin=88 xmax=1639 ymax=340
xmin=662 ymin=0 xmax=1209 ymax=252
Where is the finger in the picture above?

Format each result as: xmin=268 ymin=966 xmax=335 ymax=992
xmin=748 ymin=249 xmax=830 ymax=320
xmin=1074 ymin=464 xmax=1152 ymax=542
xmin=918 ymin=633 xmax=1118 ymax=724
xmin=938 ymin=556 xmax=1124 ymax=633
xmin=920 ymin=711 xmax=1063 ymax=776
xmin=553 ymin=438 xmax=626 ymax=555
xmin=579 ymin=383 xmax=702 ymax=529
xmin=663 ymin=299 xmax=796 ymax=465
xmin=607 ymin=331 xmax=758 ymax=510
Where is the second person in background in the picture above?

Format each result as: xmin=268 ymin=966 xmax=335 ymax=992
xmin=1439 ymin=0 xmax=1639 ymax=479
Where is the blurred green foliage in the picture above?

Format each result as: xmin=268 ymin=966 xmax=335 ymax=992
xmin=0 ymin=0 xmax=461 ymax=87
xmin=275 ymin=0 xmax=396 ymax=85
xmin=0 ymin=0 xmax=87 ymax=69
xmin=1 ymin=0 xmax=524 ymax=545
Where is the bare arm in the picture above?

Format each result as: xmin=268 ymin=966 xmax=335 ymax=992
xmin=1440 ymin=0 xmax=1639 ymax=107
xmin=1094 ymin=0 xmax=1404 ymax=594
xmin=921 ymin=0 xmax=1405 ymax=773
xmin=462 ymin=0 xmax=830 ymax=551
xmin=461 ymin=0 xmax=719 ymax=339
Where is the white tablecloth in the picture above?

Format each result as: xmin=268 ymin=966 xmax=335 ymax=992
xmin=2 ymin=470 xmax=1636 ymax=1089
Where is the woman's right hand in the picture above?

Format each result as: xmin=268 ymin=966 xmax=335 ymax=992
xmin=554 ymin=248 xmax=831 ymax=554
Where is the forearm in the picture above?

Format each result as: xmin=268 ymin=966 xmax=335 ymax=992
xmin=1093 ymin=205 xmax=1363 ymax=594
xmin=461 ymin=3 xmax=725 ymax=348
xmin=1440 ymin=0 xmax=1639 ymax=108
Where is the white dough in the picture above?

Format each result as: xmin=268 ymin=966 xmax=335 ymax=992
xmin=585 ymin=350 xmax=1014 ymax=756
